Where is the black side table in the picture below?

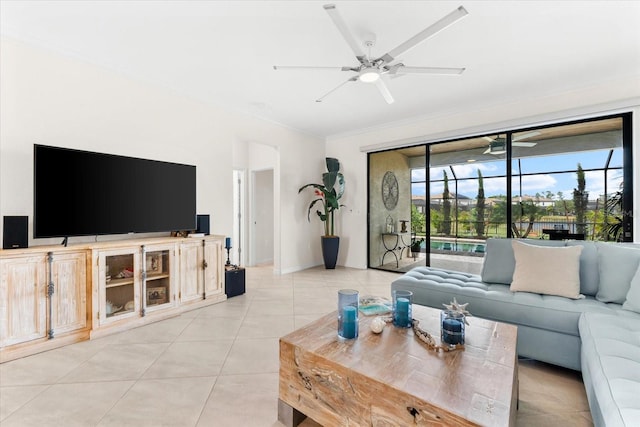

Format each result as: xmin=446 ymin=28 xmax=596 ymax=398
xmin=225 ymin=267 xmax=245 ymax=298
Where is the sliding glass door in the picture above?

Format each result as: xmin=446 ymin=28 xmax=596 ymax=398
xmin=428 ymin=136 xmax=508 ymax=273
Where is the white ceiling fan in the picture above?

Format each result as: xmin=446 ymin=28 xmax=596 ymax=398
xmin=273 ymin=4 xmax=469 ymax=104
xmin=483 ymin=131 xmax=541 ymax=154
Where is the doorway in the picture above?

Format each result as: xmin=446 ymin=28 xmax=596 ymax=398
xmin=251 ymin=169 xmax=274 ymax=265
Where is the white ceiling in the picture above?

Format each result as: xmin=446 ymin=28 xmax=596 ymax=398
xmin=2 ymin=1 xmax=639 ymax=138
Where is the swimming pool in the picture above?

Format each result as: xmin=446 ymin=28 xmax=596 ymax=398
xmin=428 ymin=241 xmax=486 ymax=253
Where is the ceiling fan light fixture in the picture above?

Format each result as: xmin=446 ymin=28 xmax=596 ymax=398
xmin=489 ymin=139 xmax=506 ymax=154
xmin=359 ymin=68 xmax=380 ymax=83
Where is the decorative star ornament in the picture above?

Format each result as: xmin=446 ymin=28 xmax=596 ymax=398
xmin=443 ymin=298 xmax=472 ymax=325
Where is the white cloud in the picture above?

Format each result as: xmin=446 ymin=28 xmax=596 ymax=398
xmin=452 ymin=163 xmax=499 ymax=178
xmin=584 ymin=170 xmax=604 ymax=199
xmin=514 ymin=174 xmax=558 ymax=194
xmin=558 ymin=171 xmax=622 ymax=200
xmin=411 ymin=169 xmax=426 ymax=181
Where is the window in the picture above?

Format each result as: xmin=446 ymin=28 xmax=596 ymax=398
xmin=368 ymin=114 xmax=632 ymax=273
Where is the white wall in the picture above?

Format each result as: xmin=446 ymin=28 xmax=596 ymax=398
xmin=0 ymin=37 xmax=325 ymax=273
xmin=327 ymin=78 xmax=640 ymax=269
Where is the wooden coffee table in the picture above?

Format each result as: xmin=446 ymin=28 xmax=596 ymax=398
xmin=278 ymin=304 xmax=518 ymax=426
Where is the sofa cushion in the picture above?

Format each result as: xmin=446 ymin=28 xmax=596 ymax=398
xmin=623 ymin=265 xmax=640 ymax=314
xmin=566 ymin=240 xmax=600 ymax=296
xmin=596 ymin=242 xmax=640 ymax=304
xmin=510 ymin=241 xmax=583 ymax=299
xmin=481 ymin=238 xmax=565 ymax=285
xmin=579 ymin=312 xmax=640 ymax=427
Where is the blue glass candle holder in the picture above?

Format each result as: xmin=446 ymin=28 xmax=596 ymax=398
xmin=338 ymin=289 xmax=359 ymax=339
xmin=441 ymin=310 xmax=465 ymax=346
xmin=392 ymin=290 xmax=413 ymax=328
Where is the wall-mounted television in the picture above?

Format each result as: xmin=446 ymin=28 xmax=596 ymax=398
xmin=34 ymin=144 xmax=196 ymax=239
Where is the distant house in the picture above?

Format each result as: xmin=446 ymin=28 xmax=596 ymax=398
xmin=412 ymin=193 xmax=599 ymax=213
xmin=412 ymin=196 xmax=427 ymax=214
xmin=430 ymin=192 xmax=474 ymax=209
xmin=411 ymin=193 xmax=560 ymax=213
xmin=516 ymin=195 xmax=555 ymax=207
xmin=412 ymin=193 xmax=474 ymax=213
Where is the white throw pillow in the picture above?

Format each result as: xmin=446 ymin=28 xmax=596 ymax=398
xmin=623 ymin=265 xmax=640 ymax=314
xmin=510 ymin=241 xmax=584 ymax=299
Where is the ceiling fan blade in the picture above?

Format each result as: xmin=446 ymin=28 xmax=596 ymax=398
xmin=513 ymin=131 xmax=541 ymax=141
xmin=379 ymin=6 xmax=468 ymax=64
xmin=513 ymin=142 xmax=537 ymax=147
xmin=316 ymin=76 xmax=358 ymax=103
xmin=323 ymin=4 xmax=367 ymax=63
xmin=392 ymin=65 xmax=465 ymax=75
xmin=389 ymin=73 xmax=407 ymax=80
xmin=273 ymin=65 xmax=355 ymax=71
xmin=374 ymin=78 xmax=395 ymax=104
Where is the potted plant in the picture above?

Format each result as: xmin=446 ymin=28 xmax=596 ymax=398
xmin=411 ymin=238 xmax=424 ymax=259
xmin=299 ymin=157 xmax=345 ymax=269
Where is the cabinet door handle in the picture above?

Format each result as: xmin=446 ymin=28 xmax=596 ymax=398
xmin=203 ymin=260 xmax=208 ymax=269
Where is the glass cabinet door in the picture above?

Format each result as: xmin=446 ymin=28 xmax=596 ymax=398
xmin=103 ymin=251 xmax=138 ymax=320
xmin=142 ymin=246 xmax=173 ymax=313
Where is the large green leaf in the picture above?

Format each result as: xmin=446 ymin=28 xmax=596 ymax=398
xmin=322 ymin=171 xmax=336 ymax=191
xmin=326 ymin=157 xmax=340 ymax=173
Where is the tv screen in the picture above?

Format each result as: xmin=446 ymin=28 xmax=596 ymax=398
xmin=34 ymin=144 xmax=196 ymax=238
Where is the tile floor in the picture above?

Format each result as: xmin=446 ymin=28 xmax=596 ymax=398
xmin=0 ymin=266 xmax=593 ymax=426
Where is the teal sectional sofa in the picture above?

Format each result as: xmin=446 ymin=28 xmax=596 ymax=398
xmin=391 ymin=238 xmax=640 ymax=427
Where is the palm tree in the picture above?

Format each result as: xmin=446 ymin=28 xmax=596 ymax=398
xmin=604 ymin=183 xmax=624 ymax=242
xmin=512 ymin=200 xmax=544 ymax=238
xmin=573 ymin=163 xmax=588 ymax=235
xmin=475 ymin=169 xmax=485 ymax=237
xmin=442 ymin=171 xmax=451 ymax=235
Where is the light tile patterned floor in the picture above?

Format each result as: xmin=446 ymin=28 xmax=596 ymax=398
xmin=0 ymin=266 xmax=592 ymax=426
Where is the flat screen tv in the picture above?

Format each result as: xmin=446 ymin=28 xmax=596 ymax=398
xmin=34 ymin=144 xmax=196 ymax=239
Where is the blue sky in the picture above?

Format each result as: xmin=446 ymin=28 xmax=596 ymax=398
xmin=412 ymin=149 xmax=624 ymax=199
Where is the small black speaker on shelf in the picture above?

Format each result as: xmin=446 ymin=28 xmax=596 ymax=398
xmin=3 ymin=216 xmax=28 ymax=249
xmin=196 ymin=214 xmax=210 ymax=235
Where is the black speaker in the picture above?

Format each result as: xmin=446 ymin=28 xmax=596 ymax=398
xmin=3 ymin=216 xmax=28 ymax=249
xmin=196 ymin=214 xmax=210 ymax=235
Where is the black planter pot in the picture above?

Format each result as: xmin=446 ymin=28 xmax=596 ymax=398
xmin=321 ymin=236 xmax=340 ymax=269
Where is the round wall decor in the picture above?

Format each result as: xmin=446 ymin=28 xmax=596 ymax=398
xmin=381 ymin=171 xmax=399 ymax=210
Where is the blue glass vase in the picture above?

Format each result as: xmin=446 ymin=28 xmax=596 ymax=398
xmin=338 ymin=289 xmax=359 ymax=339
xmin=441 ymin=310 xmax=465 ymax=346
xmin=393 ymin=290 xmax=413 ymax=328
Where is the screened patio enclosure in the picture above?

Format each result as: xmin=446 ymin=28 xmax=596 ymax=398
xmin=368 ymin=114 xmax=632 ymax=273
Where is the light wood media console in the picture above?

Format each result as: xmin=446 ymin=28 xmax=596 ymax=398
xmin=0 ymin=235 xmax=226 ymax=363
